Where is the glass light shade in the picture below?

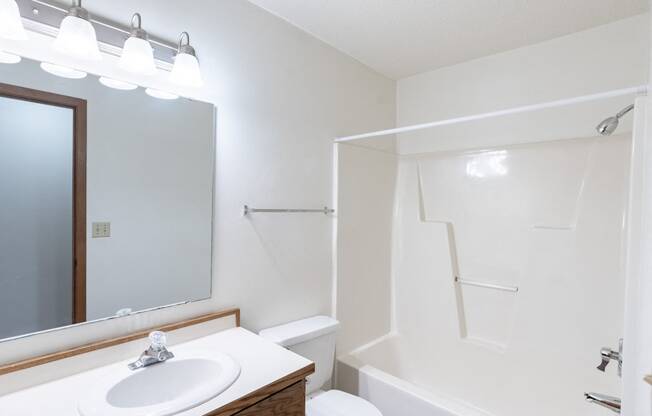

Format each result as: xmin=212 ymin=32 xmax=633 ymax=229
xmin=145 ymin=88 xmax=178 ymax=100
xmin=119 ymin=36 xmax=157 ymax=76
xmin=40 ymin=62 xmax=87 ymax=79
xmin=0 ymin=50 xmax=20 ymax=64
xmin=0 ymin=0 xmax=27 ymax=40
xmin=53 ymin=15 xmax=102 ymax=61
xmin=99 ymin=77 xmax=138 ymax=91
xmin=170 ymin=53 xmax=203 ymax=87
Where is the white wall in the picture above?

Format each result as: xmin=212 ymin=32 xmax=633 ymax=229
xmin=0 ymin=97 xmax=73 ymax=339
xmin=397 ymin=15 xmax=650 ymax=155
xmin=335 ymin=143 xmax=397 ymax=354
xmin=0 ymin=0 xmax=395 ymax=378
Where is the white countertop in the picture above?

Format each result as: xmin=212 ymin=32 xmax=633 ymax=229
xmin=0 ymin=327 xmax=313 ymax=415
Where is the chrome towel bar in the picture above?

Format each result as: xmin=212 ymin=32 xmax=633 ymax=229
xmin=243 ymin=205 xmax=334 ymax=216
xmin=455 ymin=276 xmax=519 ymax=293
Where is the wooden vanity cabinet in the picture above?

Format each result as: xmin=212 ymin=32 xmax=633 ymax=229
xmin=207 ymin=378 xmax=307 ymax=416
xmin=233 ymin=380 xmax=305 ymax=416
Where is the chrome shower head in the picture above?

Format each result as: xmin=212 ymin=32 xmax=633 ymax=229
xmin=596 ymin=116 xmax=620 ymax=136
xmin=596 ymin=104 xmax=634 ymax=136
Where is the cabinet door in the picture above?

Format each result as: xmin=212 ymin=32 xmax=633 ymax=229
xmin=236 ymin=380 xmax=305 ymax=416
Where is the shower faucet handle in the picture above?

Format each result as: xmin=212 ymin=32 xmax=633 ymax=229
xmin=597 ymin=350 xmax=614 ymax=371
xmin=597 ymin=339 xmax=623 ymax=377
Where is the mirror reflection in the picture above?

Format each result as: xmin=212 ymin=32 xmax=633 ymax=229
xmin=0 ymin=57 xmax=214 ymax=340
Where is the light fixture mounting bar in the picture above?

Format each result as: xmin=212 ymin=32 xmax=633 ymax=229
xmin=15 ymin=0 xmax=178 ymax=64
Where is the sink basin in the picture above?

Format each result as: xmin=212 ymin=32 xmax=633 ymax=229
xmin=78 ymin=348 xmax=240 ymax=416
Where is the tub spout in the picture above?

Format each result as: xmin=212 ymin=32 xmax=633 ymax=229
xmin=584 ymin=392 xmax=621 ymax=413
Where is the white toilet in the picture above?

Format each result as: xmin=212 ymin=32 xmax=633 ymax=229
xmin=259 ymin=316 xmax=382 ymax=416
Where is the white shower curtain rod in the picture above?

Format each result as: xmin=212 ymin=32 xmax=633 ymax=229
xmin=335 ymin=85 xmax=649 ymax=143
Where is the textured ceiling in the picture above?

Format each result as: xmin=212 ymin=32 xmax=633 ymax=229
xmin=247 ymin=0 xmax=649 ymax=79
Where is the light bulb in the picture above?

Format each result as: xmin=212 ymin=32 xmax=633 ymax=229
xmin=99 ymin=77 xmax=138 ymax=91
xmin=170 ymin=32 xmax=203 ymax=87
xmin=40 ymin=62 xmax=87 ymax=79
xmin=53 ymin=2 xmax=101 ymax=61
xmin=0 ymin=0 xmax=27 ymax=40
xmin=0 ymin=50 xmax=21 ymax=64
xmin=118 ymin=13 xmax=157 ymax=76
xmin=145 ymin=88 xmax=178 ymax=100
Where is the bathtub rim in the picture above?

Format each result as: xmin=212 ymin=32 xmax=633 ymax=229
xmin=338 ymin=344 xmax=497 ymax=416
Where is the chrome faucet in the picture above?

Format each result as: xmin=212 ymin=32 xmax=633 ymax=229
xmin=585 ymin=392 xmax=621 ymax=414
xmin=585 ymin=339 xmax=623 ymax=413
xmin=128 ymin=331 xmax=175 ymax=370
xmin=597 ymin=339 xmax=623 ymax=377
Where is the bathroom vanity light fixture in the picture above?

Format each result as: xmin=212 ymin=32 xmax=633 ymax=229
xmin=40 ymin=62 xmax=87 ymax=79
xmin=99 ymin=77 xmax=138 ymax=91
xmin=14 ymin=1 xmax=204 ymax=93
xmin=118 ymin=13 xmax=157 ymax=76
xmin=145 ymin=88 xmax=179 ymax=100
xmin=0 ymin=0 xmax=27 ymax=40
xmin=170 ymin=32 xmax=203 ymax=87
xmin=53 ymin=0 xmax=101 ymax=61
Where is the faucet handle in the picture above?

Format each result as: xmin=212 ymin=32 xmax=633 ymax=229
xmin=597 ymin=351 xmax=611 ymax=372
xmin=597 ymin=345 xmax=622 ymax=375
xmin=149 ymin=331 xmax=168 ymax=349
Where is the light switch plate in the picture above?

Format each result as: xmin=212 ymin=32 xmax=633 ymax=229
xmin=92 ymin=222 xmax=111 ymax=238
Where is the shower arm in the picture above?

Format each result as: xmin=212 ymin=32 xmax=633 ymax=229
xmin=616 ymin=104 xmax=635 ymax=119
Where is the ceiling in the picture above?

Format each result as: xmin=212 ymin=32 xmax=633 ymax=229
xmin=247 ymin=0 xmax=648 ymax=80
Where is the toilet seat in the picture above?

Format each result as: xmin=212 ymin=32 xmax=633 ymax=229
xmin=306 ymin=390 xmax=382 ymax=416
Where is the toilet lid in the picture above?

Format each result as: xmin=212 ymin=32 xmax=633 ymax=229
xmin=306 ymin=390 xmax=382 ymax=416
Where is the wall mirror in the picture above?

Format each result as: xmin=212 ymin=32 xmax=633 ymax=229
xmin=0 ymin=57 xmax=215 ymax=342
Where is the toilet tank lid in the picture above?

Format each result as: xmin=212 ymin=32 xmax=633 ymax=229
xmin=259 ymin=316 xmax=340 ymax=347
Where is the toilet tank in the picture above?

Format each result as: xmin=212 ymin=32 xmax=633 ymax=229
xmin=259 ymin=316 xmax=340 ymax=394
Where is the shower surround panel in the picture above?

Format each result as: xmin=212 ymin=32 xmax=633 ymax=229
xmin=339 ymin=135 xmax=630 ymax=416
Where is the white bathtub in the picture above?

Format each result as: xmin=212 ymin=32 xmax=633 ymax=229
xmin=336 ymin=335 xmax=495 ymax=416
